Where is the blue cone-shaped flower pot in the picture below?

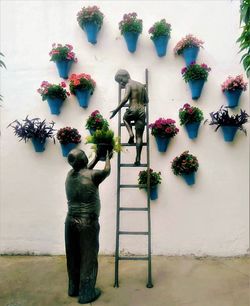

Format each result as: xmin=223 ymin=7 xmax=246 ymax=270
xmin=82 ymin=22 xmax=100 ymax=45
xmin=31 ymin=138 xmax=46 ymax=152
xmin=185 ymin=122 xmax=200 ymax=139
xmin=221 ymin=126 xmax=238 ymax=142
xmin=55 ymin=60 xmax=73 ymax=79
xmin=150 ymin=185 xmax=158 ymax=200
xmin=152 ymin=35 xmax=169 ymax=57
xmin=155 ymin=136 xmax=170 ymax=152
xmin=182 ymin=172 xmax=195 ymax=186
xmin=188 ymin=79 xmax=205 ymax=100
xmin=75 ymin=89 xmax=92 ymax=108
xmin=60 ymin=143 xmax=78 ymax=157
xmin=123 ymin=32 xmax=140 ymax=53
xmin=224 ymin=89 xmax=242 ymax=108
xmin=47 ymin=97 xmax=64 ymax=115
xmin=182 ymin=46 xmax=199 ymax=66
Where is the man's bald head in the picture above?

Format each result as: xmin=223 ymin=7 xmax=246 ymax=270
xmin=68 ymin=149 xmax=88 ymax=171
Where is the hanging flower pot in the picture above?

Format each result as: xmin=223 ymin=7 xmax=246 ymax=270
xmin=171 ymin=151 xmax=199 ymax=186
xmin=155 ymin=136 xmax=171 ymax=152
xmin=77 ymin=6 xmax=104 ymax=45
xmin=209 ymin=106 xmax=249 ymax=142
xmin=174 ymin=34 xmax=204 ymax=65
xmin=185 ymin=122 xmax=200 ymax=139
xmin=182 ymin=46 xmax=199 ymax=66
xmin=119 ymin=12 xmax=142 ymax=53
xmin=138 ymin=169 xmax=162 ymax=201
xmin=31 ymin=137 xmax=46 ymax=152
xmin=149 ymin=118 xmax=179 ymax=153
xmin=57 ymin=127 xmax=81 ymax=157
xmin=221 ymin=126 xmax=238 ymax=142
xmin=149 ymin=185 xmax=158 ymax=200
xmin=221 ymin=75 xmax=247 ymax=108
xmin=85 ymin=110 xmax=109 ymax=136
xmin=182 ymin=62 xmax=211 ymax=100
xmin=60 ymin=143 xmax=78 ymax=157
xmin=96 ymin=143 xmax=113 ymax=161
xmin=49 ymin=44 xmax=77 ymax=79
xmin=75 ymin=88 xmax=92 ymax=108
xmin=181 ymin=172 xmax=195 ymax=186
xmin=123 ymin=32 xmax=140 ymax=53
xmin=69 ymin=73 xmax=96 ymax=109
xmin=149 ymin=19 xmax=171 ymax=57
xmin=47 ymin=97 xmax=64 ymax=115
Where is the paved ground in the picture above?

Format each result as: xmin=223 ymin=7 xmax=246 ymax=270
xmin=0 ymin=255 xmax=249 ymax=306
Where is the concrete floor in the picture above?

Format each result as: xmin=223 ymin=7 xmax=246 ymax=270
xmin=0 ymin=256 xmax=249 ymax=306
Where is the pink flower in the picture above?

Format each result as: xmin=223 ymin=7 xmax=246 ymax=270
xmin=183 ymin=103 xmax=190 ymax=108
xmin=61 ymin=82 xmax=66 ymax=88
xmin=181 ymin=67 xmax=187 ymax=74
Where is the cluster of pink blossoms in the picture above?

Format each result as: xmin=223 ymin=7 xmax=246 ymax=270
xmin=37 ymin=81 xmax=69 ymax=97
xmin=180 ymin=103 xmax=194 ymax=114
xmin=174 ymin=34 xmax=204 ymax=54
xmin=77 ymin=5 xmax=103 ymax=22
xmin=119 ymin=12 xmax=142 ymax=32
xmin=49 ymin=44 xmax=77 ymax=62
xmin=149 ymin=118 xmax=179 ymax=137
xmin=148 ymin=19 xmax=171 ymax=35
xmin=69 ymin=73 xmax=96 ymax=88
xmin=221 ymin=75 xmax=247 ymax=92
xmin=181 ymin=62 xmax=211 ymax=75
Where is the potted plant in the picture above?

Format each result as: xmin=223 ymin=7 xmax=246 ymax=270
xmin=174 ymin=34 xmax=204 ymax=66
xmin=57 ymin=127 xmax=81 ymax=157
xmin=209 ymin=106 xmax=249 ymax=142
xmin=37 ymin=81 xmax=70 ymax=115
xmin=8 ymin=116 xmax=55 ymax=152
xmin=181 ymin=62 xmax=211 ymax=100
xmin=179 ymin=103 xmax=204 ymax=139
xmin=149 ymin=118 xmax=179 ymax=152
xmin=85 ymin=110 xmax=109 ymax=135
xmin=171 ymin=151 xmax=199 ymax=186
xmin=221 ymin=75 xmax=248 ymax=108
xmin=69 ymin=73 xmax=96 ymax=108
xmin=138 ymin=169 xmax=162 ymax=200
xmin=148 ymin=19 xmax=171 ymax=57
xmin=77 ymin=5 xmax=104 ymax=45
xmin=49 ymin=43 xmax=77 ymax=79
xmin=119 ymin=12 xmax=143 ymax=53
xmin=86 ymin=128 xmax=121 ymax=161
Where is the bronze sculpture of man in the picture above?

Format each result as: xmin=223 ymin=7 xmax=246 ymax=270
xmin=110 ymin=69 xmax=148 ymax=165
xmin=65 ymin=149 xmax=111 ymax=304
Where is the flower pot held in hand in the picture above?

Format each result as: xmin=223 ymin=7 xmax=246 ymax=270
xmin=31 ymin=138 xmax=46 ymax=152
xmin=75 ymin=89 xmax=92 ymax=108
xmin=47 ymin=97 xmax=64 ymax=115
xmin=188 ymin=79 xmax=205 ymax=100
xmin=221 ymin=126 xmax=238 ymax=142
xmin=152 ymin=35 xmax=169 ymax=57
xmin=185 ymin=122 xmax=200 ymax=139
xmin=182 ymin=46 xmax=199 ymax=66
xmin=55 ymin=60 xmax=73 ymax=79
xmin=123 ymin=31 xmax=140 ymax=53
xmin=97 ymin=143 xmax=113 ymax=161
xmin=60 ymin=143 xmax=78 ymax=157
xmin=182 ymin=172 xmax=195 ymax=186
xmin=155 ymin=135 xmax=170 ymax=152
xmin=82 ymin=22 xmax=100 ymax=44
xmin=224 ymin=89 xmax=242 ymax=108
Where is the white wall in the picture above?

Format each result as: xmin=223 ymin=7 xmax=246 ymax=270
xmin=0 ymin=0 xmax=249 ymax=256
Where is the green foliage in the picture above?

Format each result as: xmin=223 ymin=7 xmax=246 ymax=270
xmin=85 ymin=110 xmax=109 ymax=130
xmin=171 ymin=151 xmax=199 ymax=176
xmin=138 ymin=169 xmax=162 ymax=188
xmin=148 ymin=19 xmax=171 ymax=40
xmin=57 ymin=127 xmax=81 ymax=144
xmin=238 ymin=0 xmax=250 ymax=77
xmin=181 ymin=63 xmax=211 ymax=82
xmin=119 ymin=13 xmax=142 ymax=35
xmin=179 ymin=103 xmax=204 ymax=125
xmin=86 ymin=129 xmax=121 ymax=153
xmin=77 ymin=6 xmax=104 ymax=28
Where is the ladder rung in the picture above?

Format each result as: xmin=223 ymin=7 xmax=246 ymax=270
xmin=121 ymin=142 xmax=147 ymax=147
xmin=120 ymin=207 xmax=148 ymax=211
xmin=120 ymin=184 xmax=146 ymax=188
xmin=120 ymin=163 xmax=148 ymax=167
xmin=120 ymin=123 xmax=148 ymax=127
xmin=119 ymin=256 xmax=149 ymax=261
xmin=119 ymin=231 xmax=149 ymax=235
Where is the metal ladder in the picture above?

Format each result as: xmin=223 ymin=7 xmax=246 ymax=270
xmin=114 ymin=69 xmax=153 ymax=288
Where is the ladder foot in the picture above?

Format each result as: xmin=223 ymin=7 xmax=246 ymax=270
xmin=114 ymin=283 xmax=119 ymax=288
xmin=146 ymin=283 xmax=154 ymax=288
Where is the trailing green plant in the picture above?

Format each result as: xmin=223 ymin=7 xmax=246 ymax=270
xmin=179 ymin=103 xmax=204 ymax=125
xmin=37 ymin=81 xmax=70 ymax=101
xmin=148 ymin=19 xmax=171 ymax=40
xmin=77 ymin=5 xmax=104 ymax=28
xmin=138 ymin=169 xmax=162 ymax=188
xmin=85 ymin=110 xmax=109 ymax=131
xmin=119 ymin=12 xmax=143 ymax=34
xmin=171 ymin=151 xmax=199 ymax=176
xmin=181 ymin=62 xmax=211 ymax=82
xmin=57 ymin=127 xmax=81 ymax=144
xmin=237 ymin=0 xmax=250 ymax=77
xmin=209 ymin=106 xmax=249 ymax=133
xmin=8 ymin=116 xmax=56 ymax=143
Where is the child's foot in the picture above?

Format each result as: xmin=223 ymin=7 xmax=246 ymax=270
xmin=128 ymin=136 xmax=135 ymax=144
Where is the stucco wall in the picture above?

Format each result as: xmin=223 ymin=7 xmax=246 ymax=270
xmin=0 ymin=0 xmax=249 ymax=256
